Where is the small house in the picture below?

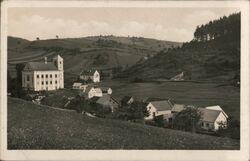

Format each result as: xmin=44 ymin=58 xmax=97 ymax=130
xmin=72 ymin=83 xmax=88 ymax=91
xmin=145 ymin=100 xmax=173 ymax=121
xmin=84 ymin=87 xmax=103 ymax=99
xmin=80 ymin=70 xmax=100 ymax=83
xmin=89 ymin=95 xmax=119 ymax=112
xmin=198 ymin=107 xmax=228 ymax=131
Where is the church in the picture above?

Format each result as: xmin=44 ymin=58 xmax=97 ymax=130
xmin=22 ymin=55 xmax=64 ymax=91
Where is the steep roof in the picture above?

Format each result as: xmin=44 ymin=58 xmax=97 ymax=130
xmin=80 ymin=70 xmax=98 ymax=76
xmin=150 ymin=100 xmax=173 ymax=111
xmin=85 ymin=87 xmax=94 ymax=93
xmin=90 ymin=95 xmax=119 ymax=106
xmin=205 ymin=105 xmax=228 ymax=118
xmin=143 ymin=97 xmax=167 ymax=103
xmin=100 ymin=87 xmax=111 ymax=92
xmin=198 ymin=108 xmax=222 ymax=123
xmin=25 ymin=62 xmax=58 ymax=71
xmin=94 ymin=88 xmax=102 ymax=93
xmin=172 ymin=104 xmax=185 ymax=112
xmin=121 ymin=96 xmax=133 ymax=104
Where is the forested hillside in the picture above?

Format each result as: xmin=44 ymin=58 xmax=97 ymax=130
xmin=118 ymin=12 xmax=240 ymax=82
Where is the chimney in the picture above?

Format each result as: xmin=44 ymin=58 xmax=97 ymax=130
xmin=44 ymin=57 xmax=47 ymax=64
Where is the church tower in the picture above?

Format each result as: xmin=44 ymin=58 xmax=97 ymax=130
xmin=53 ymin=55 xmax=63 ymax=71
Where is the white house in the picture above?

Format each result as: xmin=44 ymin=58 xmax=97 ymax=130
xmin=22 ymin=55 xmax=64 ymax=91
xmin=198 ymin=107 xmax=228 ymax=131
xmin=145 ymin=100 xmax=173 ymax=121
xmin=72 ymin=82 xmax=88 ymax=90
xmin=84 ymin=87 xmax=103 ymax=99
xmin=80 ymin=70 xmax=100 ymax=83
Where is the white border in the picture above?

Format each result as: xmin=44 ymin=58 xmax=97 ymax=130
xmin=1 ymin=1 xmax=249 ymax=161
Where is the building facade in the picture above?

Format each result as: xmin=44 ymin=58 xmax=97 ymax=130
xmin=80 ymin=70 xmax=100 ymax=83
xmin=22 ymin=55 xmax=64 ymax=91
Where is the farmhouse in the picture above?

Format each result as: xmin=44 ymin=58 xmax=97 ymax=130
xmin=22 ymin=55 xmax=64 ymax=91
xmin=89 ymin=95 xmax=119 ymax=112
xmin=84 ymin=87 xmax=103 ymax=99
xmin=198 ymin=107 xmax=228 ymax=131
xmin=145 ymin=100 xmax=173 ymax=121
xmin=80 ymin=70 xmax=100 ymax=83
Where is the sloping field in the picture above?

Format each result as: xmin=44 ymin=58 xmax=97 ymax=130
xmin=8 ymin=97 xmax=239 ymax=149
xmin=100 ymin=81 xmax=240 ymax=120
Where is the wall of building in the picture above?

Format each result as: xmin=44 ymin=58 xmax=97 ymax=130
xmin=23 ymin=70 xmax=64 ymax=91
xmin=214 ymin=112 xmax=227 ymax=130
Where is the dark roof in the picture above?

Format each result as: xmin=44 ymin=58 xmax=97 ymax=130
xmin=172 ymin=104 xmax=185 ymax=112
xmin=198 ymin=108 xmax=222 ymax=123
xmin=85 ymin=86 xmax=94 ymax=93
xmin=80 ymin=70 xmax=97 ymax=76
xmin=150 ymin=100 xmax=173 ymax=111
xmin=121 ymin=96 xmax=133 ymax=104
xmin=89 ymin=96 xmax=100 ymax=103
xmin=25 ymin=62 xmax=58 ymax=71
xmin=100 ymin=87 xmax=111 ymax=92
xmin=143 ymin=97 xmax=169 ymax=103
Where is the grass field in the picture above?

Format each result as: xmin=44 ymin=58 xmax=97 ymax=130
xmin=100 ymin=80 xmax=240 ymax=120
xmin=8 ymin=97 xmax=239 ymax=149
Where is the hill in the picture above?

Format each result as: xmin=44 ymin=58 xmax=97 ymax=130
xmin=118 ymin=13 xmax=240 ymax=82
xmin=8 ymin=97 xmax=239 ymax=149
xmin=7 ymin=35 xmax=182 ymax=80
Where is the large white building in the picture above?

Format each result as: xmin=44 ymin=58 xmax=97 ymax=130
xmin=22 ymin=55 xmax=64 ymax=91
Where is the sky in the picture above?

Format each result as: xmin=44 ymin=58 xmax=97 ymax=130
xmin=8 ymin=7 xmax=240 ymax=42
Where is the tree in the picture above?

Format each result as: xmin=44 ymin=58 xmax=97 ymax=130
xmin=173 ymin=106 xmax=201 ymax=132
xmin=56 ymin=35 xmax=59 ymax=39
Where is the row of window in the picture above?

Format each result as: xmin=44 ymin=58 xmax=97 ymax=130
xmin=40 ymin=80 xmax=58 ymax=85
xmin=36 ymin=74 xmax=59 ymax=79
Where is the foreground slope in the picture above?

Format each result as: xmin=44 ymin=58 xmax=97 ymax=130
xmin=8 ymin=97 xmax=239 ymax=149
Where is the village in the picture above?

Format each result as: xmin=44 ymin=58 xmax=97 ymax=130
xmin=20 ymin=54 xmax=229 ymax=134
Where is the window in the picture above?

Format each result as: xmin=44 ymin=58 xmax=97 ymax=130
xmin=50 ymin=74 xmax=52 ymax=78
xmin=41 ymin=81 xmax=44 ymax=85
xmin=206 ymin=123 xmax=209 ymax=127
xmin=50 ymin=81 xmax=52 ymax=84
xmin=55 ymin=74 xmax=57 ymax=78
xmin=46 ymin=74 xmax=48 ymax=78
xmin=46 ymin=81 xmax=48 ymax=85
xmin=41 ymin=74 xmax=44 ymax=78
xmin=201 ymin=122 xmax=204 ymax=127
xmin=27 ymin=75 xmax=30 ymax=81
xmin=37 ymin=75 xmax=39 ymax=78
xmin=55 ymin=81 xmax=57 ymax=84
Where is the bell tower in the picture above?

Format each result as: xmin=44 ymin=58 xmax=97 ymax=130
xmin=53 ymin=55 xmax=63 ymax=71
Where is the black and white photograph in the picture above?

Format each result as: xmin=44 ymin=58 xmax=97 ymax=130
xmin=0 ymin=1 xmax=249 ymax=161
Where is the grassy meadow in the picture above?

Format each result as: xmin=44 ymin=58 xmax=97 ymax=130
xmin=100 ymin=80 xmax=240 ymax=120
xmin=8 ymin=97 xmax=239 ymax=149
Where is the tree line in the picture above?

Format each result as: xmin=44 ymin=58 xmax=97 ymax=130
xmin=194 ymin=12 xmax=240 ymax=42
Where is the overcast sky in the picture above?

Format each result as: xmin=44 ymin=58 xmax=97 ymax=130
xmin=8 ymin=7 xmax=240 ymax=42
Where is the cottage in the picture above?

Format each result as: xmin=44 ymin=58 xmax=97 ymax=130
xmin=100 ymin=87 xmax=112 ymax=95
xmin=145 ymin=100 xmax=173 ymax=120
xmin=89 ymin=95 xmax=119 ymax=112
xmin=198 ymin=107 xmax=228 ymax=131
xmin=121 ymin=96 xmax=134 ymax=106
xmin=80 ymin=70 xmax=100 ymax=83
xmin=22 ymin=55 xmax=64 ymax=91
xmin=84 ymin=87 xmax=103 ymax=99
